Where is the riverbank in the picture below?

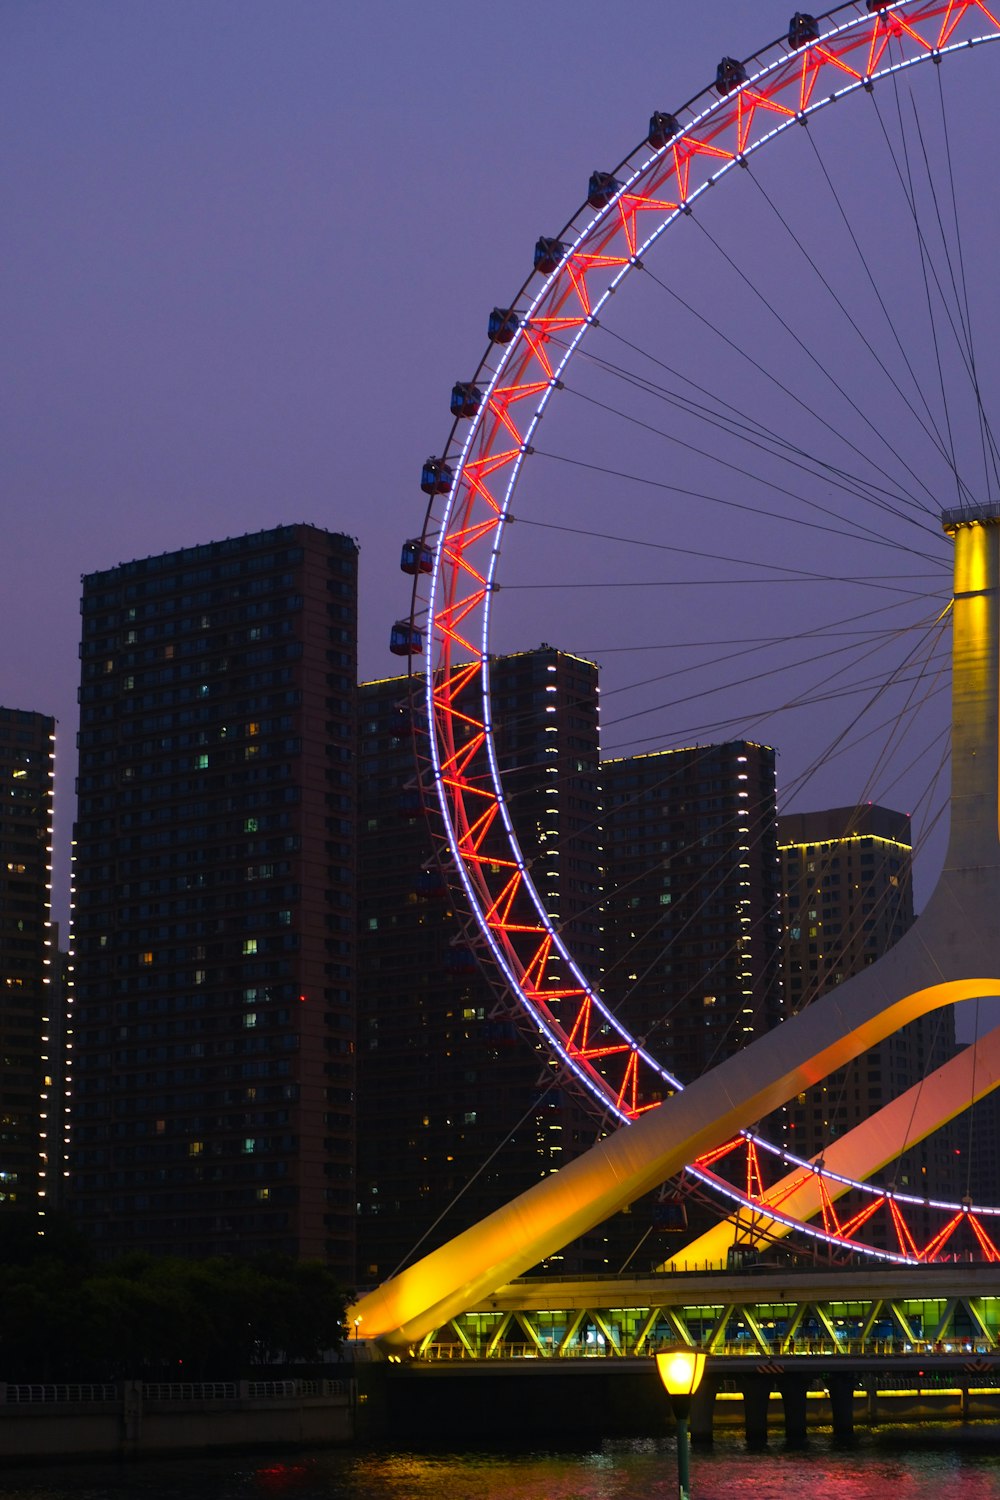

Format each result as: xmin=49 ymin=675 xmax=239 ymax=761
xmin=0 ymin=1381 xmax=352 ymax=1462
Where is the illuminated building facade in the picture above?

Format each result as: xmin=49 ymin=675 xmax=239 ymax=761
xmin=356 ymin=648 xmax=606 ymax=1282
xmin=0 ymin=708 xmax=55 ymax=1225
xmin=70 ymin=525 xmax=357 ymax=1275
xmin=780 ymin=805 xmax=955 ymax=1208
xmin=602 ymin=742 xmax=782 ymax=1086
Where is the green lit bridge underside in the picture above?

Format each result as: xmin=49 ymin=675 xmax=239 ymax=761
xmin=412 ymin=1266 xmax=1000 ymax=1361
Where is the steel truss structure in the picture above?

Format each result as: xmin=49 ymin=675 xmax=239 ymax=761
xmin=414 ymin=1266 xmax=1000 ymax=1359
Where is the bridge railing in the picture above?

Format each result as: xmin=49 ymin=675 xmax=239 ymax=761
xmin=0 ymin=1380 xmax=352 ymax=1405
xmin=417 ymin=1338 xmax=994 ymax=1362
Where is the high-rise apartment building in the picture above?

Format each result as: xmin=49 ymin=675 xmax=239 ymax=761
xmin=356 ymin=648 xmax=606 ymax=1282
xmin=0 ymin=708 xmax=56 ymax=1226
xmin=70 ymin=525 xmax=357 ymax=1276
xmin=780 ymin=804 xmax=955 ymax=1220
xmin=602 ymin=742 xmax=783 ymax=1085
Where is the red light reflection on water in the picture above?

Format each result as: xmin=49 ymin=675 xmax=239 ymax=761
xmin=255 ymin=1462 xmax=310 ymax=1492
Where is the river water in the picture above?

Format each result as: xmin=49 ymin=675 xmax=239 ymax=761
xmin=4 ymin=1431 xmax=1000 ymax=1500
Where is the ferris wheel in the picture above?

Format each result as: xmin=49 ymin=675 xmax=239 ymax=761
xmin=395 ymin=1 xmax=1000 ymax=1265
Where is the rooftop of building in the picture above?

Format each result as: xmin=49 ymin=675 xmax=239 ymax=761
xmin=777 ymin=803 xmax=911 ymax=848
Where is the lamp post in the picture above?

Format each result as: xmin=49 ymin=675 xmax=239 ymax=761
xmin=656 ymin=1348 xmax=707 ymax=1500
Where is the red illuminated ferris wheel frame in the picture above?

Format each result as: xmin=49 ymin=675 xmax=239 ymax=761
xmin=402 ymin=0 xmax=1000 ymax=1262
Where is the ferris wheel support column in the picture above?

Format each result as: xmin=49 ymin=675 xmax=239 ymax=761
xmin=943 ymin=505 xmax=1000 ymax=876
xmin=348 ymin=513 xmax=1000 ymax=1349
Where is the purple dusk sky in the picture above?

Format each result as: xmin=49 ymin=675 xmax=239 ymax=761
xmin=3 ymin=0 xmax=994 ymax=1004
xmin=3 ymin=1 xmax=776 ymax=929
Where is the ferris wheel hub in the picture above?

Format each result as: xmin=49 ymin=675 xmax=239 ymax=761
xmin=942 ymin=504 xmax=1000 ymax=533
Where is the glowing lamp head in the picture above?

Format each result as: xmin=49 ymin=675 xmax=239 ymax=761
xmin=656 ymin=1349 xmax=707 ymax=1399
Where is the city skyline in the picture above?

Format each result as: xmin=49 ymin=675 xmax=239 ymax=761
xmin=8 ymin=2 xmax=971 ymax=924
xmin=7 ymin=0 xmax=999 ymax=1093
xmin=4 ymin=1 xmax=777 ymax=931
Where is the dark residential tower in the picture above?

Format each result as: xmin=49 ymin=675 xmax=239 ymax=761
xmin=70 ymin=526 xmax=357 ymax=1276
xmin=0 ymin=708 xmax=56 ymax=1227
xmin=779 ymin=804 xmax=955 ymax=1233
xmin=356 ymin=648 xmax=607 ymax=1281
xmin=602 ymin=741 xmax=783 ymax=1084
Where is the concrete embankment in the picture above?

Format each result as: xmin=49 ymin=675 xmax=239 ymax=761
xmin=0 ymin=1380 xmax=353 ymax=1461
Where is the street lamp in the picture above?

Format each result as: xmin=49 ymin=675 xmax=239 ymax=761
xmin=656 ymin=1348 xmax=707 ymax=1500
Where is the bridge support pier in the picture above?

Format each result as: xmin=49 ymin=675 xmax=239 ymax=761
xmin=827 ymin=1373 xmax=855 ymax=1443
xmin=740 ymin=1377 xmax=771 ymax=1449
xmin=778 ymin=1377 xmax=809 ymax=1449
xmin=867 ymin=1378 xmax=879 ymax=1425
xmin=690 ymin=1378 xmax=717 ymax=1446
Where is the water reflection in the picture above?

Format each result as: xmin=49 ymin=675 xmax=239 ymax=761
xmin=3 ymin=1433 xmax=1000 ymax=1500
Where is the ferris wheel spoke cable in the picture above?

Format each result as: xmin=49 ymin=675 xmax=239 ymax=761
xmin=795 ymin=62 xmax=986 ymax=502
xmin=799 ymin=123 xmax=956 ymax=471
xmin=899 ymin=69 xmax=999 ymax=453
xmin=508 ymin=572 xmax=944 ymax=597
xmin=742 ymin=158 xmax=966 ymax=492
xmin=910 ymin=79 xmax=1000 ymax=500
xmin=874 ymin=77 xmax=995 ymax=507
xmin=773 ymin=615 xmax=950 ymax=834
xmin=781 ymin=678 xmax=949 ymax=817
xmin=529 ymin=445 xmax=940 ymax=563
xmin=604 ymin=648 xmax=950 ymax=775
xmin=780 ymin=746 xmax=949 ymax=1022
xmin=515 ymin=512 xmax=942 ymax=591
xmin=598 ymin=612 xmax=947 ymax=740
xmin=598 ymin=618 xmax=947 ymax=733
xmin=562 ymin=331 xmax=945 ymax=538
xmin=909 ymin=85 xmax=982 ymax=407
xmin=452 ymin=610 xmax=942 ymax=827
xmin=562 ymin=337 xmax=934 ymax=532
xmin=685 ymin=208 xmax=949 ymax=517
xmin=633 ymin=248 xmax=938 ymax=523
xmin=854 ymin=629 xmax=950 ymax=811
xmin=584 ymin=312 xmax=938 ymax=538
xmin=554 ymin=373 xmax=945 ymax=546
xmin=487 ymin=626 xmax=948 ymax=1064
xmin=562 ymin=687 xmax=942 ymax=984
xmin=605 ymin=672 xmax=950 ymax=762
xmin=626 ymin=712 xmax=945 ymax=1090
xmin=932 ymin=67 xmax=1000 ymax=500
xmin=580 ymin=586 xmax=950 ymax=658
xmin=885 ymin=80 xmax=965 ymax=509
